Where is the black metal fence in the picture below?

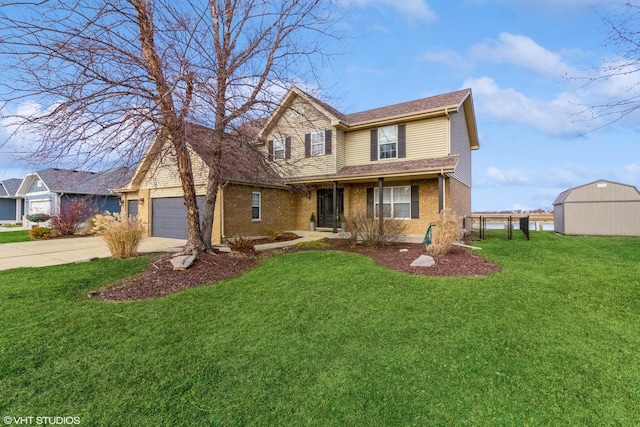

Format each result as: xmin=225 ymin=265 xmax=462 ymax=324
xmin=463 ymin=215 xmax=530 ymax=240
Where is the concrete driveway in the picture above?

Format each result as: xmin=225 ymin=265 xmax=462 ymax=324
xmin=0 ymin=236 xmax=186 ymax=271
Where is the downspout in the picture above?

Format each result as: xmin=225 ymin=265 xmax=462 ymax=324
xmin=220 ymin=181 xmax=228 ymax=241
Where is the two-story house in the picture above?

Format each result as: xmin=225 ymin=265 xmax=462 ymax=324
xmin=119 ymin=87 xmax=479 ymax=242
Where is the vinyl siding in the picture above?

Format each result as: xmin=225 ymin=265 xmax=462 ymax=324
xmin=449 ymin=105 xmax=472 ymax=187
xmin=344 ymin=117 xmax=449 ymax=166
xmin=266 ymin=96 xmax=337 ymax=178
xmin=140 ymin=143 xmax=209 ymax=190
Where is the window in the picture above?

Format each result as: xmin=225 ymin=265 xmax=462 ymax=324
xmin=273 ymin=137 xmax=285 ymax=160
xmin=374 ymin=186 xmax=411 ymax=219
xmin=378 ymin=125 xmax=397 ymax=159
xmin=311 ymin=129 xmax=325 ymax=156
xmin=251 ymin=192 xmax=261 ymax=221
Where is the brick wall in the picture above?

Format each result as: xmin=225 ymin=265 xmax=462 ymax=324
xmin=223 ymin=185 xmax=297 ymax=238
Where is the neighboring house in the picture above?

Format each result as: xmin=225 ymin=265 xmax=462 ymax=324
xmin=16 ymin=167 xmax=132 ymax=224
xmin=553 ymin=179 xmax=640 ymax=236
xmin=0 ymin=178 xmax=23 ymax=224
xmin=121 ymin=87 xmax=479 ymax=242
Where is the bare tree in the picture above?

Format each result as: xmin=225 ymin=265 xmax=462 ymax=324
xmin=580 ymin=2 xmax=640 ymax=128
xmin=0 ymin=0 xmax=339 ymax=254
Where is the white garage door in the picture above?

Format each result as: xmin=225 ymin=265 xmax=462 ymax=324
xmin=29 ymin=199 xmax=51 ymax=215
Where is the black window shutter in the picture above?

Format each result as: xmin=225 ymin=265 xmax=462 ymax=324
xmin=370 ymin=129 xmax=378 ymax=161
xmin=398 ymin=124 xmax=406 ymax=158
xmin=411 ymin=185 xmax=419 ymax=218
xmin=285 ymin=137 xmax=291 ymax=160
xmin=304 ymin=133 xmax=311 ymax=158
xmin=367 ymin=188 xmax=374 ymax=218
xmin=268 ymin=140 xmax=273 ymax=161
xmin=325 ymin=129 xmax=332 ymax=155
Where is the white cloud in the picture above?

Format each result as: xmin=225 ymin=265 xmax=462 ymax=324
xmin=485 ymin=166 xmax=530 ymax=185
xmin=464 ymin=76 xmax=593 ymax=136
xmin=346 ymin=0 xmax=437 ymax=23
xmin=470 ymin=33 xmax=575 ymax=77
xmin=546 ymin=164 xmax=590 ymax=188
xmin=617 ymin=163 xmax=640 ymax=187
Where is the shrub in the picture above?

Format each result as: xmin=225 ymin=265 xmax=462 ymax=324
xmin=30 ymin=226 xmax=53 ymax=240
xmin=93 ymin=212 xmax=147 ymax=259
xmin=347 ymin=212 xmax=407 ymax=249
xmin=264 ymin=228 xmax=279 ymax=241
xmin=50 ymin=198 xmax=96 ymax=236
xmin=229 ymin=235 xmax=255 ymax=255
xmin=425 ymin=209 xmax=461 ymax=256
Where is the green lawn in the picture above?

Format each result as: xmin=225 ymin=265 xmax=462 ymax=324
xmin=0 ymin=230 xmax=30 ymax=244
xmin=1 ymin=232 xmax=639 ymax=426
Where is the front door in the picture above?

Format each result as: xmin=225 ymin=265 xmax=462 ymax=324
xmin=317 ymin=188 xmax=344 ymax=228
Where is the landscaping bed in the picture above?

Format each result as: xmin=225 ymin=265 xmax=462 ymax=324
xmin=95 ymin=239 xmax=500 ymax=301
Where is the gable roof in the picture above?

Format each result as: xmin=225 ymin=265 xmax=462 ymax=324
xmin=345 ymin=89 xmax=472 ymax=125
xmin=17 ymin=167 xmax=132 ymax=196
xmin=185 ymin=124 xmax=285 ymax=187
xmin=124 ymin=123 xmax=286 ymax=191
xmin=259 ymin=86 xmax=479 ymax=149
xmin=0 ymin=178 xmax=21 ymax=197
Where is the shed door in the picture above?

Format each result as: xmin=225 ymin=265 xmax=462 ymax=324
xmin=151 ymin=196 xmax=204 ymax=239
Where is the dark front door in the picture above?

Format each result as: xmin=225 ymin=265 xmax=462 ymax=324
xmin=317 ymin=188 xmax=344 ymax=228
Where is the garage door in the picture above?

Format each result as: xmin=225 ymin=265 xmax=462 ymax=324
xmin=151 ymin=196 xmax=205 ymax=239
xmin=29 ymin=199 xmax=51 ymax=215
xmin=0 ymin=199 xmax=16 ymax=221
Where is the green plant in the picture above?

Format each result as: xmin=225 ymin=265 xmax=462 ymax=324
xmin=26 ymin=213 xmax=51 ymax=225
xmin=229 ymin=235 xmax=255 ymax=254
xmin=347 ymin=211 xmax=407 ymax=248
xmin=93 ymin=212 xmax=147 ymax=259
xmin=29 ymin=226 xmax=53 ymax=240
xmin=310 ymin=212 xmax=316 ymax=223
xmin=425 ymin=208 xmax=461 ymax=256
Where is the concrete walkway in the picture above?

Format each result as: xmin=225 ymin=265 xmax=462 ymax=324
xmin=0 ymin=229 xmax=425 ymax=271
xmin=0 ymin=236 xmax=186 ymax=271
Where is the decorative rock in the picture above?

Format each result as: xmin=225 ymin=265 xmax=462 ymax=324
xmin=410 ymin=255 xmax=435 ymax=267
xmin=171 ymin=254 xmax=196 ymax=270
xmin=399 ymin=248 xmax=409 ymax=252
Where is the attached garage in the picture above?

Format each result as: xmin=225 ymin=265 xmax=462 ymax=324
xmin=151 ymin=196 xmax=205 ymax=239
xmin=553 ymin=179 xmax=640 ymax=236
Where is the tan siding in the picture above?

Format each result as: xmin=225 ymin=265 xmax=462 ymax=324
xmin=140 ymin=144 xmax=209 ymax=190
xmin=344 ymin=117 xmax=449 ymax=166
xmin=405 ymin=118 xmax=449 ymax=160
xmin=565 ymin=181 xmax=640 ymax=202
xmin=564 ymin=202 xmax=640 ymax=236
xmin=449 ymin=106 xmax=472 ymax=187
xmin=267 ymin=96 xmax=337 ymax=178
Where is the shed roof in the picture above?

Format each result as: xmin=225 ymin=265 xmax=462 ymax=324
xmin=553 ymin=179 xmax=640 ymax=205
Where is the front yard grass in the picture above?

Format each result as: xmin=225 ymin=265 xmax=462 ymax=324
xmin=1 ymin=232 xmax=639 ymax=425
xmin=0 ymin=230 xmax=30 ymax=244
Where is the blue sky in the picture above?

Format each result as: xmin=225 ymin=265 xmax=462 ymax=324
xmin=1 ymin=0 xmax=639 ymax=212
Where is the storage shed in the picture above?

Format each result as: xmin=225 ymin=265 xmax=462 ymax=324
xmin=553 ymin=179 xmax=640 ymax=236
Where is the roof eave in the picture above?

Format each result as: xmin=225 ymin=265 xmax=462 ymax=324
xmin=344 ymin=105 xmax=460 ymax=131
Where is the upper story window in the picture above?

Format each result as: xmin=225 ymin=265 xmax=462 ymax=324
xmin=273 ymin=137 xmax=285 ymax=160
xmin=378 ymin=125 xmax=397 ymax=159
xmin=310 ymin=129 xmax=325 ymax=156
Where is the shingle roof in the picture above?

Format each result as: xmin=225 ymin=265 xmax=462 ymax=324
xmin=336 ymin=156 xmax=459 ymax=178
xmin=0 ymin=178 xmax=21 ymax=197
xmin=184 ymin=124 xmax=285 ymax=187
xmin=344 ymin=89 xmax=471 ymax=124
xmin=36 ymin=167 xmax=132 ymax=195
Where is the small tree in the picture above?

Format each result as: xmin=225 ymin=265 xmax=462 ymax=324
xmin=25 ymin=213 xmax=51 ymax=227
xmin=50 ymin=199 xmax=96 ymax=236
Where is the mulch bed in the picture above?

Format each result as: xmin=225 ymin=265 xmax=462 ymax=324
xmin=94 ymin=238 xmax=500 ymax=302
